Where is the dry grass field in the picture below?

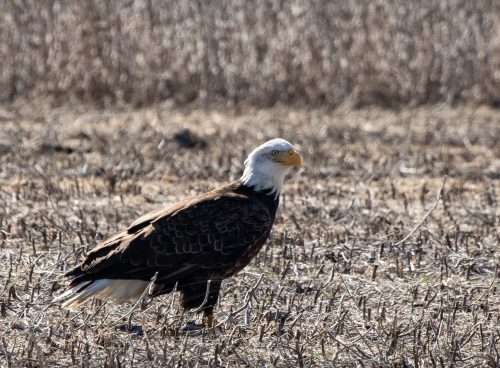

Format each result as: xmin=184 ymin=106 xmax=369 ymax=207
xmin=1 ymin=1 xmax=500 ymax=366
xmin=2 ymin=0 xmax=500 ymax=107
xmin=0 ymin=103 xmax=498 ymax=367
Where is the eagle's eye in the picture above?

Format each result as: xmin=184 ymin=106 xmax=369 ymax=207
xmin=271 ymin=150 xmax=279 ymax=156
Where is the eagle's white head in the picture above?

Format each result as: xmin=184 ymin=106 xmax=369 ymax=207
xmin=241 ymin=138 xmax=302 ymax=198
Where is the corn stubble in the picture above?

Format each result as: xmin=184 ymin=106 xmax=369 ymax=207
xmin=0 ymin=104 xmax=498 ymax=366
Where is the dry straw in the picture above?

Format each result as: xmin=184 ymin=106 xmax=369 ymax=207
xmin=1 ymin=0 xmax=500 ymax=106
xmin=0 ymin=105 xmax=498 ymax=366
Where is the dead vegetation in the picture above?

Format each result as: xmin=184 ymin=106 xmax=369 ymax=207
xmin=1 ymin=0 xmax=500 ymax=107
xmin=1 ymin=2 xmax=499 ymax=366
xmin=0 ymin=103 xmax=498 ymax=366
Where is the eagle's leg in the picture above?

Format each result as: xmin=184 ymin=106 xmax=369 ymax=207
xmin=203 ymin=312 xmax=216 ymax=328
xmin=180 ymin=279 xmax=222 ymax=328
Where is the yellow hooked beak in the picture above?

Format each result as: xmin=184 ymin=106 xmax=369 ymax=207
xmin=280 ymin=149 xmax=302 ymax=167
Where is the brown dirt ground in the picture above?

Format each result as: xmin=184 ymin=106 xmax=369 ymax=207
xmin=0 ymin=103 xmax=499 ymax=367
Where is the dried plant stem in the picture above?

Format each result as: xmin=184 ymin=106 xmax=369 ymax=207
xmin=192 ymin=280 xmax=212 ymax=314
xmin=394 ymin=176 xmax=447 ymax=247
xmin=217 ymin=274 xmax=264 ymax=327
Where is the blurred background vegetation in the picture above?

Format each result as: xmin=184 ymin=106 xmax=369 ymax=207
xmin=1 ymin=0 xmax=500 ymax=108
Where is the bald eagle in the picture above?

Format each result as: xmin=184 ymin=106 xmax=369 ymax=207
xmin=55 ymin=138 xmax=302 ymax=327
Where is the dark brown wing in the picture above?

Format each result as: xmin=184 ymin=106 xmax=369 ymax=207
xmin=67 ymin=184 xmax=273 ymax=286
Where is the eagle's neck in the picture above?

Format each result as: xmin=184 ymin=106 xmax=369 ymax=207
xmin=240 ymin=163 xmax=289 ymax=200
xmin=233 ymin=181 xmax=280 ymax=220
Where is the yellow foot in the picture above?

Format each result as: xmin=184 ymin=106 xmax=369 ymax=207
xmin=203 ymin=314 xmax=217 ymax=328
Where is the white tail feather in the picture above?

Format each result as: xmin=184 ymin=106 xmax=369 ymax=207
xmin=52 ymin=281 xmax=91 ymax=303
xmin=54 ymin=279 xmax=149 ymax=309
